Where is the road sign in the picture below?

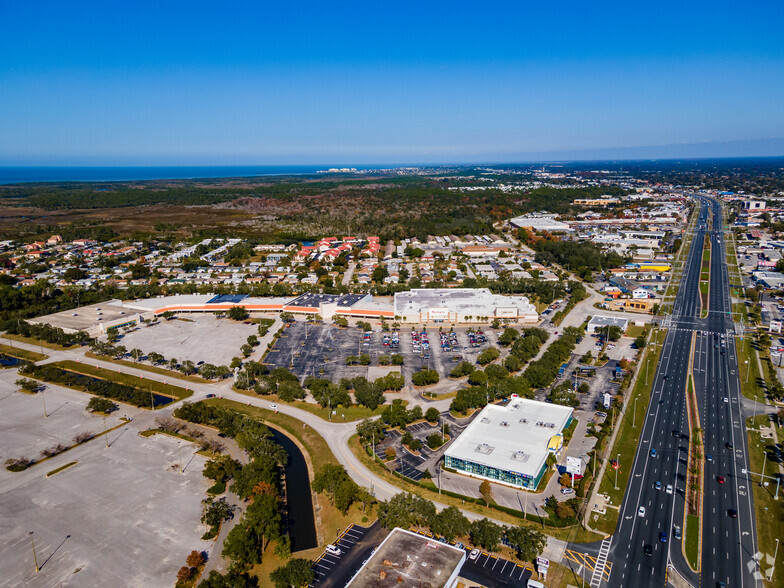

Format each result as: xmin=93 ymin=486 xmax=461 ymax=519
xmin=566 ymin=456 xmax=582 ymax=476
xmin=536 ymin=556 xmax=550 ymax=570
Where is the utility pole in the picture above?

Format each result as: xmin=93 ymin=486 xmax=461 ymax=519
xmin=41 ymin=387 xmax=47 ymax=418
xmin=633 ymin=397 xmax=637 ymax=428
xmin=104 ymin=417 xmax=108 ymax=448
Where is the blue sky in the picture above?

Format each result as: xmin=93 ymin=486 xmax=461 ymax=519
xmin=1 ymin=0 xmax=783 ymax=165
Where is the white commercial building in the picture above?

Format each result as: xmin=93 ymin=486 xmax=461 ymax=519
xmin=444 ymin=398 xmax=574 ymax=490
xmin=394 ymin=288 xmax=538 ymax=324
xmin=510 ymin=214 xmax=573 ymax=232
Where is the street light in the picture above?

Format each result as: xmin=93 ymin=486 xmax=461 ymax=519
xmin=29 ymin=531 xmax=39 ymax=572
xmin=615 ymin=453 xmax=620 ymax=490
xmin=770 ymin=538 xmax=780 ymax=582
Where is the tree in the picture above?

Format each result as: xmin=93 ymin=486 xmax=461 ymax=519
xmin=198 ymin=569 xmax=258 ymax=588
xmin=470 ymin=518 xmax=502 ymax=551
xmin=634 ymin=335 xmax=647 ymax=349
xmin=16 ymin=378 xmax=41 ymax=393
xmin=356 ymin=418 xmax=387 ymax=444
xmin=177 ymin=566 xmax=193 ymax=583
xmin=498 ymin=327 xmax=520 ymax=347
xmin=607 ymin=325 xmax=623 ymax=341
xmin=130 ymin=348 xmax=143 ymax=362
xmin=186 ymin=550 xmax=205 ymax=568
xmin=202 ymin=498 xmax=235 ymax=529
xmin=425 ymin=407 xmax=440 ymax=423
xmin=377 ymin=493 xmax=436 ymax=529
xmin=479 ymin=480 xmax=493 ymax=506
xmin=411 ymin=369 xmax=439 ymax=386
xmin=312 ymin=464 xmax=363 ymax=514
xmin=270 ymin=558 xmax=315 ymax=588
xmin=578 ymin=382 xmax=590 ymax=394
xmin=63 ymin=267 xmax=87 ymax=281
xmin=431 ymin=506 xmax=470 ymax=541
xmin=450 ymin=361 xmax=475 ymax=378
xmin=87 ymin=397 xmax=118 ymax=414
xmin=228 ymin=306 xmax=250 ymax=321
xmin=426 ymin=433 xmax=444 ymax=449
xmin=505 ymin=525 xmax=547 ymax=563
xmin=477 ymin=348 xmax=500 ymax=366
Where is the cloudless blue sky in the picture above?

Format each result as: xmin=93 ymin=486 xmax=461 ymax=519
xmin=2 ymin=0 xmax=783 ymax=165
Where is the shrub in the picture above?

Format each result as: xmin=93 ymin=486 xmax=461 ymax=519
xmin=477 ymin=348 xmax=500 ymax=366
xmin=427 ymin=433 xmax=444 ymax=449
xmin=87 ymin=397 xmax=118 ymax=414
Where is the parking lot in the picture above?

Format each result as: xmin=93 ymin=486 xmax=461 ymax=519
xmin=312 ymin=523 xmax=387 ymax=587
xmin=461 ymin=550 xmax=533 ymax=587
xmin=0 ymin=370 xmax=128 ymax=465
xmin=266 ymin=322 xmax=498 ymax=383
xmin=116 ymin=314 xmax=259 ymax=366
xmin=0 ymin=417 xmax=210 ymax=587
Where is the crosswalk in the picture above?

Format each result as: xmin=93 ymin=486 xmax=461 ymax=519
xmin=590 ymin=538 xmax=612 ymax=587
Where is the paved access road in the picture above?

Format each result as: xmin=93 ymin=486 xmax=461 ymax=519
xmin=582 ymin=197 xmax=760 ymax=588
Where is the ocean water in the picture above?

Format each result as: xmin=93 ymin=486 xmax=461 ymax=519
xmin=0 ymin=165 xmax=337 ymax=184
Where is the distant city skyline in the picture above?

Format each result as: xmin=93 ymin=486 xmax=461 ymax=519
xmin=2 ymin=1 xmax=783 ymax=165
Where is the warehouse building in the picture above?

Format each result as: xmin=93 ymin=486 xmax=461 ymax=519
xmin=587 ymin=315 xmax=629 ymax=334
xmin=394 ymin=288 xmax=539 ymax=324
xmin=444 ymin=398 xmax=574 ymax=490
xmin=346 ymin=528 xmax=466 ymax=588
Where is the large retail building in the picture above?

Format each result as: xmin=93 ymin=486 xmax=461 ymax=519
xmin=444 ymin=398 xmax=574 ymax=490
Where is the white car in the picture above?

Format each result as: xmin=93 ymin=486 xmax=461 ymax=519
xmin=723 ymin=397 xmax=729 ymax=403
xmin=469 ymin=549 xmax=480 ymax=560
xmin=638 ymin=506 xmax=646 ymax=517
xmin=666 ymin=484 xmax=673 ymax=495
xmin=325 ymin=544 xmax=342 ymax=556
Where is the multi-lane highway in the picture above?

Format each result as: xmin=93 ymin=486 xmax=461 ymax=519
xmin=584 ymin=197 xmax=760 ymax=587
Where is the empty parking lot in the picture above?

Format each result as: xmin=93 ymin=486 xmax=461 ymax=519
xmin=116 ymin=314 xmax=260 ymax=366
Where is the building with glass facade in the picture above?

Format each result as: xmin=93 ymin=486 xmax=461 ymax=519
xmin=444 ymin=398 xmax=574 ymax=490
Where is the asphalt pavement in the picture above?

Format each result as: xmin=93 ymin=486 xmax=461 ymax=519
xmin=586 ymin=197 xmax=760 ymax=588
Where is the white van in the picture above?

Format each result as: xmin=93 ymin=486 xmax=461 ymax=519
xmin=527 ymin=580 xmax=546 ymax=588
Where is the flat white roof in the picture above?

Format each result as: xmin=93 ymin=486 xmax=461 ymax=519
xmin=394 ymin=288 xmax=536 ymax=315
xmin=445 ymin=399 xmax=573 ymax=479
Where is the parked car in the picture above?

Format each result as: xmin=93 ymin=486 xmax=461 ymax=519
xmin=469 ymin=549 xmax=480 ymax=560
xmin=325 ymin=544 xmax=342 ymax=556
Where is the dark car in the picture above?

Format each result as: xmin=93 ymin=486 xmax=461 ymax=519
xmin=672 ymin=429 xmax=679 ymax=437
xmin=728 ymin=509 xmax=737 ymax=518
xmin=206 ymin=393 xmax=216 ymax=398
xmin=663 ymin=374 xmax=669 ymax=380
xmin=644 ymin=544 xmax=653 ymax=557
xmin=726 ymin=442 xmax=733 ymax=449
xmin=660 ymin=532 xmax=668 ymax=543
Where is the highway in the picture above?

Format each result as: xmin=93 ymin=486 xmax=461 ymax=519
xmin=594 ymin=197 xmax=760 ymax=587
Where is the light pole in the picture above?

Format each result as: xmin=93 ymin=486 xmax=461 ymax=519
xmin=29 ymin=531 xmax=39 ymax=572
xmin=633 ymin=397 xmax=637 ymax=428
xmin=41 ymin=387 xmax=47 ymax=418
xmin=646 ymin=358 xmax=650 ymax=386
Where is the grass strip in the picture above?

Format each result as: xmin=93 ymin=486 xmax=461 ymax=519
xmin=54 ymin=360 xmax=192 ymax=400
xmin=4 ymin=334 xmax=78 ymax=350
xmin=85 ymin=351 xmax=210 ymax=383
xmin=0 ymin=343 xmax=48 ymax=362
xmin=230 ymin=386 xmax=393 ymax=423
xmin=735 ymin=337 xmax=765 ymax=402
xmin=684 ymin=514 xmax=700 ymax=571
xmin=46 ymin=461 xmax=78 ymax=477
xmin=745 ymin=415 xmax=784 ymax=586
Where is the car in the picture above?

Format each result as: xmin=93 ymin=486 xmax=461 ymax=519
xmin=270 ymin=403 xmax=278 ymax=411
xmin=673 ymin=525 xmax=682 ymax=540
xmin=666 ymin=484 xmax=673 ymax=495
xmin=706 ymin=454 xmax=713 ymax=462
xmin=717 ymin=476 xmax=725 ymax=484
xmin=660 ymin=532 xmax=668 ymax=543
xmin=663 ymin=374 xmax=669 ymax=380
xmin=726 ymin=442 xmax=733 ymax=449
xmin=643 ymin=544 xmax=653 ymax=556
xmin=469 ymin=549 xmax=480 ymax=560
xmin=561 ymin=487 xmax=575 ymax=495
xmin=655 ymin=481 xmax=662 ymax=490
xmin=672 ymin=429 xmax=679 ymax=438
xmin=325 ymin=544 xmax=342 ymax=556
xmin=723 ymin=397 xmax=729 ymax=403
xmin=206 ymin=393 xmax=216 ymax=398
xmin=728 ymin=509 xmax=738 ymax=518
xmin=638 ymin=506 xmax=646 ymax=517
xmin=650 ymin=448 xmax=657 ymax=458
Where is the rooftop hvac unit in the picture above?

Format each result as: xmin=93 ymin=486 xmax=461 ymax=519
xmin=475 ymin=443 xmax=494 ymax=455
xmin=500 ymin=421 xmax=509 ymax=428
xmin=481 ymin=417 xmax=491 ymax=424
